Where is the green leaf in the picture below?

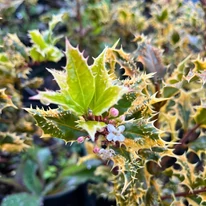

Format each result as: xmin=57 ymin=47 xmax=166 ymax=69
xmin=29 ymin=30 xmax=47 ymax=50
xmin=36 ymin=148 xmax=52 ymax=175
xmin=194 ymin=107 xmax=206 ymax=127
xmin=89 ymin=49 xmax=126 ymax=115
xmin=91 ymin=86 xmax=126 ymax=115
xmin=1 ymin=193 xmax=41 ymax=206
xmin=171 ymin=31 xmax=180 ymax=44
xmin=0 ymin=53 xmax=9 ymax=62
xmin=30 ymin=42 xmax=126 ymax=116
xmin=89 ymin=49 xmax=109 ymax=108
xmin=163 ymin=86 xmax=179 ymax=98
xmin=115 ymin=93 xmax=136 ymax=115
xmin=29 ymin=30 xmax=63 ymax=62
xmin=193 ymin=58 xmax=206 ymax=72
xmin=38 ymin=90 xmax=84 ymax=115
xmin=26 ymin=108 xmax=87 ymax=142
xmin=156 ymin=9 xmax=168 ymax=22
xmin=77 ymin=120 xmax=106 ymax=141
xmin=65 ymin=40 xmax=95 ymax=114
xmin=123 ymin=120 xmax=160 ymax=140
xmin=37 ymin=91 xmax=69 ymax=108
xmin=23 ymin=159 xmax=43 ymax=195
xmin=46 ymin=69 xmax=67 ymax=90
xmin=44 ymin=45 xmax=63 ymax=62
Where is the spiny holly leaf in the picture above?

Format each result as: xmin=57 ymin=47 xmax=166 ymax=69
xmin=0 ymin=88 xmax=17 ymax=113
xmin=77 ymin=120 xmax=106 ymax=141
xmin=65 ymin=40 xmax=95 ymax=115
xmin=29 ymin=30 xmax=63 ymax=62
xmin=89 ymin=48 xmax=127 ymax=115
xmin=123 ymin=120 xmax=160 ymax=140
xmin=175 ymin=155 xmax=197 ymax=189
xmin=46 ymin=69 xmax=67 ymax=90
xmin=115 ymin=93 xmax=136 ymax=116
xmin=26 ymin=108 xmax=87 ymax=142
xmin=36 ymin=90 xmax=83 ymax=113
xmin=167 ymin=55 xmax=191 ymax=84
xmin=34 ymin=41 xmax=127 ymax=116
xmin=122 ymin=137 xmax=165 ymax=159
xmin=0 ymin=132 xmax=30 ymax=152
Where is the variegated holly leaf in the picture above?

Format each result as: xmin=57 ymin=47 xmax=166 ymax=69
xmin=193 ymin=57 xmax=206 ymax=72
xmin=29 ymin=30 xmax=63 ymax=62
xmin=194 ymin=107 xmax=206 ymax=128
xmin=167 ymin=55 xmax=191 ymax=84
xmin=35 ymin=41 xmax=127 ymax=116
xmin=26 ymin=108 xmax=87 ymax=142
xmin=123 ymin=120 xmax=160 ymax=140
xmin=0 ymin=88 xmax=17 ymax=113
xmin=0 ymin=132 xmax=30 ymax=152
xmin=77 ymin=120 xmax=106 ymax=141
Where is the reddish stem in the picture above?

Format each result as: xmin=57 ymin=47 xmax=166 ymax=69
xmin=161 ymin=187 xmax=206 ymax=200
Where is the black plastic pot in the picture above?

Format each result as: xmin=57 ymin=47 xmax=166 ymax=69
xmin=44 ymin=183 xmax=116 ymax=206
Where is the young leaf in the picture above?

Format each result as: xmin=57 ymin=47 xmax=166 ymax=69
xmin=77 ymin=120 xmax=106 ymax=141
xmin=29 ymin=30 xmax=47 ymax=50
xmin=26 ymin=108 xmax=87 ymax=142
xmin=29 ymin=30 xmax=63 ymax=62
xmin=65 ymin=40 xmax=95 ymax=114
xmin=89 ymin=48 xmax=127 ymax=115
xmin=91 ymin=86 xmax=126 ymax=115
xmin=36 ymin=91 xmax=84 ymax=114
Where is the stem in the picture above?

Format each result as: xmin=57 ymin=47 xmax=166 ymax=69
xmin=161 ymin=187 xmax=206 ymax=200
xmin=181 ymin=124 xmax=200 ymax=144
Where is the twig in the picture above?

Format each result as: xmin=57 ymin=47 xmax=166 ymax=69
xmin=181 ymin=124 xmax=200 ymax=144
xmin=161 ymin=187 xmax=206 ymax=200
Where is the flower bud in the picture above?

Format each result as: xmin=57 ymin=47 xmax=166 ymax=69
xmin=93 ymin=146 xmax=100 ymax=154
xmin=109 ymin=107 xmax=119 ymax=117
xmin=77 ymin=136 xmax=85 ymax=143
xmin=119 ymin=115 xmax=125 ymax=122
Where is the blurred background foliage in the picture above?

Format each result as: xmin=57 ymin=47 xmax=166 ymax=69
xmin=0 ymin=0 xmax=206 ymax=205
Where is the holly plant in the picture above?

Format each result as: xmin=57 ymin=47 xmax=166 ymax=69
xmin=26 ymin=38 xmax=206 ymax=205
